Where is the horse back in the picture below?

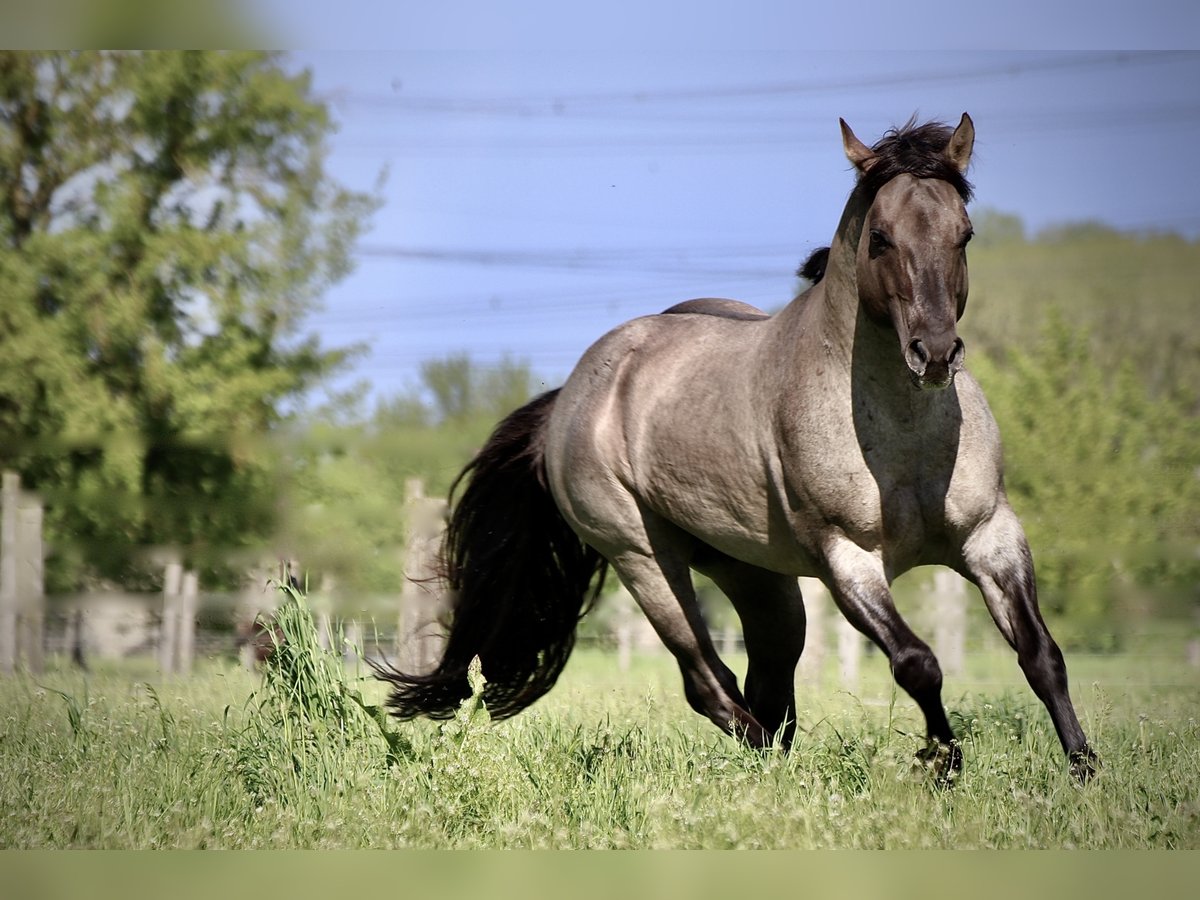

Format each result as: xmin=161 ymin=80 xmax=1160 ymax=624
xmin=660 ymin=298 xmax=770 ymax=321
xmin=545 ymin=311 xmax=783 ymax=559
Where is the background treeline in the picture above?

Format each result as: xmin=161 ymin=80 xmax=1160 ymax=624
xmin=964 ymin=213 xmax=1199 ymax=648
xmin=1 ymin=53 xmax=1196 ymax=650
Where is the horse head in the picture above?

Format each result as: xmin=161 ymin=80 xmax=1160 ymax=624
xmin=842 ymin=114 xmax=975 ymax=390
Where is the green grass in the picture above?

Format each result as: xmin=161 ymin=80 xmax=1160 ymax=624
xmin=1 ymin=601 xmax=1198 ymax=848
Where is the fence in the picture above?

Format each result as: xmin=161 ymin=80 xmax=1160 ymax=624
xmin=0 ymin=470 xmax=979 ymax=683
xmin=5 ymin=471 xmax=1194 ymax=685
xmin=0 ymin=472 xmax=43 ymax=675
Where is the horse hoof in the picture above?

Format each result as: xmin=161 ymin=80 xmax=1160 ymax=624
xmin=1069 ymin=745 xmax=1100 ymax=783
xmin=913 ymin=739 xmax=963 ymax=787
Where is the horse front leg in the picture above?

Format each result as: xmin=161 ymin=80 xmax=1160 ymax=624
xmin=961 ymin=503 xmax=1097 ymax=782
xmin=822 ymin=537 xmax=961 ymax=784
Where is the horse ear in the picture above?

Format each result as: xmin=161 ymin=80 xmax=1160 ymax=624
xmin=946 ymin=112 xmax=975 ymax=173
xmin=840 ymin=118 xmax=876 ymax=173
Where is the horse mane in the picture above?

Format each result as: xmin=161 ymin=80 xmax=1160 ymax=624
xmin=857 ymin=118 xmax=974 ymax=203
xmin=795 ymin=120 xmax=969 ymax=288
xmin=797 ymin=246 xmax=829 ymax=283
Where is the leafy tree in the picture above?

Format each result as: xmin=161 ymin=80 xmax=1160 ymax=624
xmin=419 ymin=352 xmax=539 ymax=425
xmin=970 ymin=207 xmax=1025 ymax=247
xmin=0 ymin=51 xmax=377 ymax=589
xmin=972 ymin=317 xmax=1200 ymax=649
xmin=965 ymin=217 xmax=1200 ymax=405
xmin=277 ymin=355 xmax=540 ymax=604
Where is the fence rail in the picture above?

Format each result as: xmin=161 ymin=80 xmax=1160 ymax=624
xmin=4 ymin=472 xmax=1197 ymax=684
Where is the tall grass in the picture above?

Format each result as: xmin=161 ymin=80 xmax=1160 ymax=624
xmin=1 ymin=587 xmax=1197 ymax=848
xmin=232 ymin=581 xmax=408 ymax=805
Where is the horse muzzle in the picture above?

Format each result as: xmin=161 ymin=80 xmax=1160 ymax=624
xmin=905 ymin=335 xmax=965 ymax=389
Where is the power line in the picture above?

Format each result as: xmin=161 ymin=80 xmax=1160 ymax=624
xmin=335 ymin=52 xmax=1200 ymax=117
xmin=353 ymin=243 xmax=793 ymax=279
xmin=305 ymin=52 xmax=1200 ymax=393
xmin=329 ymin=105 xmax=1200 ymax=160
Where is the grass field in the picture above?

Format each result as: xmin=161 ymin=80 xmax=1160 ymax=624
xmin=2 ymin=607 xmax=1198 ymax=849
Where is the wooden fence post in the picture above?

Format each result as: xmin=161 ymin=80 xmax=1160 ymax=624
xmin=67 ymin=607 xmax=87 ymax=670
xmin=1189 ymin=607 xmax=1200 ymax=669
xmin=315 ymin=573 xmax=335 ymax=652
xmin=16 ymin=499 xmax=44 ymax=674
xmin=797 ymin=577 xmax=827 ymax=686
xmin=837 ymin=615 xmax=862 ymax=691
xmin=0 ymin=472 xmax=18 ymax=674
xmin=931 ymin=568 xmax=966 ymax=677
xmin=397 ymin=478 xmax=449 ymax=674
xmin=719 ymin=623 xmax=738 ymax=657
xmin=177 ymin=570 xmax=198 ymax=675
xmin=614 ymin=585 xmax=634 ymax=673
xmin=344 ymin=620 xmax=362 ymax=675
xmin=159 ymin=560 xmax=183 ymax=675
xmin=1 ymin=472 xmax=45 ymax=675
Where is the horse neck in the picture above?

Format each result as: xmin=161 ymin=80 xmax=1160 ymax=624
xmin=772 ymin=186 xmax=928 ymax=413
xmin=776 ymin=187 xmax=870 ymax=363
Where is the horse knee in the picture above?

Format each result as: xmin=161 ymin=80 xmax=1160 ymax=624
xmin=891 ymin=645 xmax=943 ymax=696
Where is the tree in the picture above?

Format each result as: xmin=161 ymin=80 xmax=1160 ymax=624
xmin=965 ymin=220 xmax=1200 ymax=404
xmin=970 ymin=208 xmax=1025 ymax=247
xmin=273 ymin=355 xmax=541 ymax=604
xmin=419 ymin=353 xmax=538 ymax=425
xmin=972 ymin=317 xmax=1200 ymax=649
xmin=0 ymin=52 xmax=377 ymax=589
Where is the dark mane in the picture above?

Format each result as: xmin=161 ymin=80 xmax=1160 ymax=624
xmin=797 ymin=246 xmax=829 ymax=283
xmin=858 ymin=118 xmax=973 ymax=203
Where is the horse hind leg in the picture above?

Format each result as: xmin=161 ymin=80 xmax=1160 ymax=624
xmin=606 ymin=517 xmax=769 ymax=748
xmin=821 ymin=537 xmax=961 ymax=783
xmin=694 ymin=552 xmax=806 ymax=749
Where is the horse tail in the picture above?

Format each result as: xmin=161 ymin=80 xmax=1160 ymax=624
xmin=372 ymin=388 xmax=609 ymax=720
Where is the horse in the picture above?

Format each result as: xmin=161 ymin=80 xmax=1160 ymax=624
xmin=373 ymin=114 xmax=1098 ymax=783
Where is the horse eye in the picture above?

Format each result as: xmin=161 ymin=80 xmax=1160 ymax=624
xmin=959 ymin=229 xmax=974 ymax=249
xmin=868 ymin=229 xmax=891 ymax=258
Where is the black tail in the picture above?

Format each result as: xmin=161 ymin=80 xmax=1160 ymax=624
xmin=372 ymin=389 xmax=608 ymax=720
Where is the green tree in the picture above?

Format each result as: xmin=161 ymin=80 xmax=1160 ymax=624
xmin=419 ymin=353 xmax=539 ymax=425
xmin=972 ymin=318 xmax=1200 ymax=649
xmin=0 ymin=51 xmax=377 ymax=589
xmin=965 ymin=219 xmax=1200 ymax=405
xmin=275 ymin=355 xmax=540 ymax=603
xmin=970 ymin=208 xmax=1025 ymax=247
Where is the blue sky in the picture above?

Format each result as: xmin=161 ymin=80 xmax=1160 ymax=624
xmin=269 ymin=38 xmax=1200 ymax=409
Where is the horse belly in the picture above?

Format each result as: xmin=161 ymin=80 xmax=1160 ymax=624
xmin=633 ymin=411 xmax=837 ymax=575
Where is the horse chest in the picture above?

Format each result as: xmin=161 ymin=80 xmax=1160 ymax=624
xmin=784 ymin=406 xmax=961 ymax=566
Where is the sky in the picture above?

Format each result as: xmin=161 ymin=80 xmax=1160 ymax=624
xmin=267 ymin=34 xmax=1200 ymax=409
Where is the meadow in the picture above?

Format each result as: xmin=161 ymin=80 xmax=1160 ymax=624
xmin=2 ymin=589 xmax=1198 ymax=850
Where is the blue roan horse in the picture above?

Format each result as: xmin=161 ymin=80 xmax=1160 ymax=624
xmin=373 ymin=114 xmax=1097 ymax=783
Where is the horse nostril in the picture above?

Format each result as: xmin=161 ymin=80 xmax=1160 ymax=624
xmin=948 ymin=338 xmax=966 ymax=369
xmin=908 ymin=339 xmax=930 ymax=365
